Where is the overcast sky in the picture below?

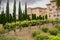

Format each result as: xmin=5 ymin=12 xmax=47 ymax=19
xmin=1 ymin=0 xmax=50 ymax=14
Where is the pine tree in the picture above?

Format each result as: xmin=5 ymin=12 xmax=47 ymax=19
xmin=18 ymin=1 xmax=22 ymax=21
xmin=13 ymin=0 xmax=16 ymax=22
xmin=6 ymin=0 xmax=10 ymax=22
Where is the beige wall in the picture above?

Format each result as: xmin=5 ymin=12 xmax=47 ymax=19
xmin=27 ymin=8 xmax=47 ymax=17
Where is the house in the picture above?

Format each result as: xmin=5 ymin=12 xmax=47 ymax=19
xmin=27 ymin=0 xmax=60 ymax=20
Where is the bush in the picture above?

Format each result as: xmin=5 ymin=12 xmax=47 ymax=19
xmin=49 ymin=28 xmax=58 ymax=35
xmin=49 ymin=34 xmax=60 ymax=40
xmin=35 ymin=34 xmax=49 ymax=40
xmin=0 ymin=29 xmax=9 ymax=34
xmin=42 ymin=27 xmax=48 ymax=33
xmin=55 ymin=25 xmax=60 ymax=31
xmin=32 ymin=30 xmax=40 ymax=37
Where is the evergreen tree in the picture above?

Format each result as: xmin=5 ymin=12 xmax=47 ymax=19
xmin=13 ymin=0 xmax=16 ymax=22
xmin=32 ymin=14 xmax=36 ymax=20
xmin=0 ymin=0 xmax=1 ymax=9
xmin=0 ymin=9 xmax=6 ymax=25
xmin=37 ymin=15 xmax=42 ymax=20
xmin=6 ymin=0 xmax=10 ymax=22
xmin=42 ymin=16 xmax=44 ymax=20
xmin=9 ymin=14 xmax=13 ymax=22
xmin=0 ymin=0 xmax=1 ymax=4
xmin=24 ymin=2 xmax=28 ymax=20
xmin=45 ymin=14 xmax=47 ymax=20
xmin=39 ymin=15 xmax=42 ymax=20
xmin=18 ymin=1 xmax=22 ymax=21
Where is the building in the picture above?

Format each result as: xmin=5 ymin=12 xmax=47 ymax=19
xmin=46 ymin=0 xmax=59 ymax=20
xmin=27 ymin=7 xmax=47 ymax=19
xmin=27 ymin=0 xmax=60 ymax=20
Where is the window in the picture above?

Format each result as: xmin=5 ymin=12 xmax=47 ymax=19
xmin=52 ymin=6 xmax=55 ymax=8
xmin=40 ymin=10 xmax=42 ymax=12
xmin=49 ymin=15 xmax=51 ymax=17
xmin=49 ymin=13 xmax=51 ymax=17
xmin=54 ymin=15 xmax=56 ymax=17
xmin=57 ymin=14 xmax=59 ymax=17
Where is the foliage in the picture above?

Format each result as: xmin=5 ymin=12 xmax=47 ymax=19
xmin=0 ymin=10 xmax=6 ymax=25
xmin=0 ymin=36 xmax=22 ymax=40
xmin=37 ymin=15 xmax=42 ymax=20
xmin=32 ymin=30 xmax=40 ymax=37
xmin=55 ymin=25 xmax=60 ymax=31
xmin=6 ymin=0 xmax=10 ymax=22
xmin=49 ymin=34 xmax=60 ymax=40
xmin=45 ymin=14 xmax=48 ymax=20
xmin=55 ymin=0 xmax=60 ymax=8
xmin=24 ymin=3 xmax=28 ymax=20
xmin=42 ymin=27 xmax=48 ymax=33
xmin=35 ymin=34 xmax=49 ymax=40
xmin=13 ymin=0 xmax=16 ymax=21
xmin=18 ymin=1 xmax=22 ymax=21
xmin=32 ymin=14 xmax=36 ymax=20
xmin=49 ymin=28 xmax=58 ymax=35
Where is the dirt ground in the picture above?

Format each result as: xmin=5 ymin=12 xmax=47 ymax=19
xmin=4 ymin=23 xmax=56 ymax=40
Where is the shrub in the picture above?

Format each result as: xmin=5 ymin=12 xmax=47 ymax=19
xmin=0 ymin=29 xmax=8 ymax=34
xmin=49 ymin=34 xmax=60 ymax=40
xmin=35 ymin=34 xmax=49 ymax=40
xmin=49 ymin=28 xmax=58 ymax=35
xmin=32 ymin=30 xmax=40 ymax=37
xmin=55 ymin=25 xmax=60 ymax=31
xmin=42 ymin=27 xmax=48 ymax=33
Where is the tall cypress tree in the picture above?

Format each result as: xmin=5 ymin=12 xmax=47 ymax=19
xmin=45 ymin=14 xmax=47 ymax=20
xmin=9 ymin=14 xmax=13 ymax=22
xmin=6 ymin=0 xmax=9 ymax=22
xmin=18 ymin=1 xmax=22 ymax=21
xmin=0 ymin=0 xmax=1 ymax=10
xmin=0 ymin=9 xmax=6 ymax=25
xmin=32 ymin=14 xmax=36 ymax=20
xmin=25 ymin=2 xmax=28 ymax=20
xmin=13 ymin=0 xmax=16 ymax=22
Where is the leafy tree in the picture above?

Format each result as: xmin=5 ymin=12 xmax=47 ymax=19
xmin=6 ymin=0 xmax=10 ymax=22
xmin=32 ymin=14 xmax=36 ymax=20
xmin=18 ymin=1 xmax=22 ymax=21
xmin=56 ymin=0 xmax=60 ymax=9
xmin=56 ymin=0 xmax=60 ymax=12
xmin=13 ymin=0 xmax=16 ymax=22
